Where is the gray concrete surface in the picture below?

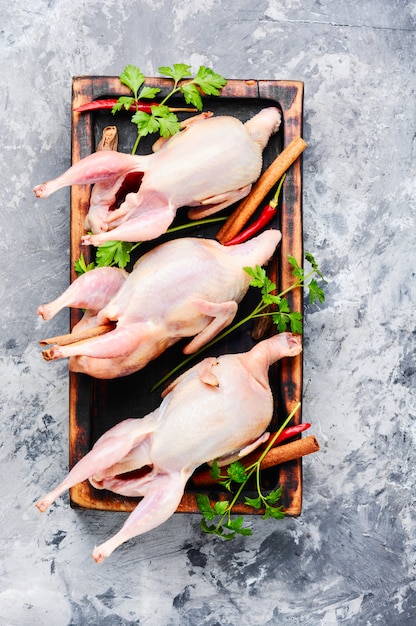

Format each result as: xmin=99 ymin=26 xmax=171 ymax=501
xmin=1 ymin=1 xmax=415 ymax=624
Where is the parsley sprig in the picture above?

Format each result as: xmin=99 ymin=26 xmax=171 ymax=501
xmin=150 ymin=252 xmax=325 ymax=391
xmin=158 ymin=63 xmax=227 ymax=110
xmin=196 ymin=403 xmax=300 ymax=539
xmin=74 ymin=253 xmax=95 ymax=275
xmin=112 ymin=63 xmax=227 ymax=154
xmin=74 ymin=241 xmax=137 ymax=275
xmin=111 ymin=65 xmax=161 ymax=114
xmin=244 ymin=252 xmax=325 ymax=334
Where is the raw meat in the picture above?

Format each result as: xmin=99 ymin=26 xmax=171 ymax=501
xmin=36 ymin=332 xmax=302 ymax=562
xmin=33 ymin=108 xmax=281 ymax=244
xmin=38 ymin=230 xmax=281 ymax=378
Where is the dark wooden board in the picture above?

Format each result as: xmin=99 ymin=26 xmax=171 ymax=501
xmin=68 ymin=77 xmax=304 ymax=515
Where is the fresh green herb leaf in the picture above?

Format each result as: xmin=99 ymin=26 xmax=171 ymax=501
xmin=225 ymin=516 xmax=244 ymax=530
xmin=179 ymin=82 xmax=203 ymax=110
xmin=196 ymin=403 xmax=301 ymax=540
xmin=200 ymin=518 xmax=220 ymax=534
xmin=214 ymin=501 xmax=229 ymax=516
xmin=305 ymin=251 xmax=325 ymax=279
xmin=74 ymin=253 xmax=95 ymax=276
xmin=192 ymin=66 xmax=227 ymax=95
xmin=243 ymin=265 xmax=269 ymax=289
xmin=224 ymin=517 xmax=252 ymax=536
xmin=131 ymin=110 xmax=159 ymax=136
xmin=264 ymin=486 xmax=283 ymax=504
xmin=262 ymin=490 xmax=286 ymax=520
xmin=289 ymin=311 xmax=303 ymax=334
xmin=112 ymin=63 xmax=226 ymax=153
xmin=244 ymin=495 xmax=262 ymax=509
xmin=243 ymin=265 xmax=279 ymax=305
xmin=271 ymin=304 xmax=303 ymax=334
xmin=131 ymin=105 xmax=182 ymax=140
xmin=138 ymin=86 xmax=161 ymax=100
xmin=308 ymin=278 xmax=325 ymax=304
xmin=226 ymin=461 xmax=248 ymax=484
xmin=218 ymin=460 xmax=248 ymax=491
xmin=119 ymin=65 xmax=145 ymax=99
xmin=112 ymin=89 xmax=161 ymax=116
xmin=209 ymin=460 xmax=222 ymax=481
xmin=95 ymin=240 xmax=133 ymax=269
xmin=278 ymin=297 xmax=290 ymax=313
xmin=288 ymin=254 xmax=304 ymax=279
xmin=158 ymin=63 xmax=192 ymax=85
xmin=153 ymin=105 xmax=183 ymax=137
xmin=263 ymin=504 xmax=285 ymax=520
xmin=196 ymin=494 xmax=217 ymax=521
xmin=111 ymin=96 xmax=136 ymax=113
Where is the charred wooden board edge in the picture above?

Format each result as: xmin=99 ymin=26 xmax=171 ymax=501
xmin=68 ymin=77 xmax=304 ymax=516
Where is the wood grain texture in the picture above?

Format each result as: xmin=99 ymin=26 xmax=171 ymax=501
xmin=68 ymin=77 xmax=304 ymax=515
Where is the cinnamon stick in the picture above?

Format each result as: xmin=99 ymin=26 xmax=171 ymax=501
xmin=192 ymin=435 xmax=320 ymax=487
xmin=39 ymin=322 xmax=116 ymax=347
xmin=216 ymin=136 xmax=307 ymax=244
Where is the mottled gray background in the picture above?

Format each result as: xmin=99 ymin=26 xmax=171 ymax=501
xmin=1 ymin=1 xmax=415 ymax=624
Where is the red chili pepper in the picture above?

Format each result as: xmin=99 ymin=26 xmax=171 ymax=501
xmin=224 ymin=173 xmax=286 ymax=246
xmin=274 ymin=422 xmax=311 ymax=445
xmin=73 ymin=99 xmax=197 ymax=114
xmin=73 ymin=99 xmax=158 ymax=113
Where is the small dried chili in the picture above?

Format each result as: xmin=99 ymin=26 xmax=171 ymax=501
xmin=274 ymin=422 xmax=311 ymax=445
xmin=224 ymin=173 xmax=286 ymax=246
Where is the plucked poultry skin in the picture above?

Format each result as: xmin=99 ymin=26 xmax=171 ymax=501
xmin=33 ymin=107 xmax=281 ymax=245
xmin=36 ymin=332 xmax=302 ymax=562
xmin=37 ymin=230 xmax=281 ymax=378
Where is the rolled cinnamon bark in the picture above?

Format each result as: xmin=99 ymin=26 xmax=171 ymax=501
xmin=192 ymin=435 xmax=320 ymax=487
xmin=216 ymin=136 xmax=307 ymax=244
xmin=39 ymin=322 xmax=116 ymax=347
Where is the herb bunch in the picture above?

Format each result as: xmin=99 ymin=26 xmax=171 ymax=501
xmin=244 ymin=252 xmax=325 ymax=334
xmin=112 ymin=63 xmax=227 ymax=154
xmin=196 ymin=403 xmax=300 ymax=539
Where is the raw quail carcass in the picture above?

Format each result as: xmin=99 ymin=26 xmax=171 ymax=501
xmin=36 ymin=331 xmax=302 ymax=562
xmin=38 ymin=230 xmax=281 ymax=378
xmin=33 ymin=108 xmax=281 ymax=245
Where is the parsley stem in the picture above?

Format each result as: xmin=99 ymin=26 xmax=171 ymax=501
xmin=160 ymin=87 xmax=179 ymax=107
xmin=255 ymin=403 xmax=301 ymax=467
xmin=131 ymin=131 xmax=141 ymax=155
xmin=216 ymin=468 xmax=256 ymax=530
xmin=159 ymin=79 xmax=194 ymax=107
xmin=128 ymin=216 xmax=229 ymax=260
xmin=165 ymin=215 xmax=228 ymax=234
xmin=277 ymin=268 xmax=316 ymax=300
xmin=213 ymin=402 xmax=300 ymax=531
xmin=233 ymin=403 xmax=300 ymax=525
xmin=133 ymin=215 xmax=228 ymax=247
